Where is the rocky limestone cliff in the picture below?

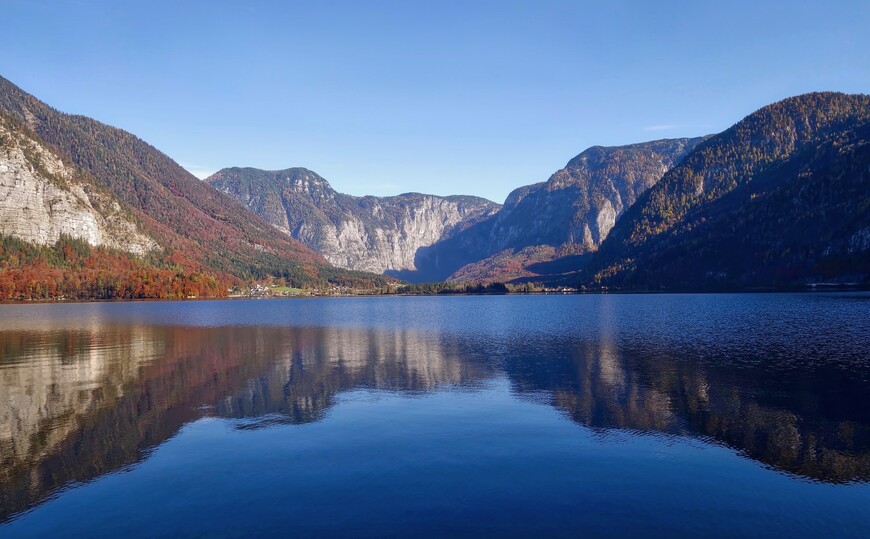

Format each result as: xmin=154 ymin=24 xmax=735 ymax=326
xmin=0 ymin=76 xmax=344 ymax=288
xmin=0 ymin=115 xmax=155 ymax=255
xmin=207 ymin=167 xmax=500 ymax=273
xmin=410 ymin=137 xmax=707 ymax=282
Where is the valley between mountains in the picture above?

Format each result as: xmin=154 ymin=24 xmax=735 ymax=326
xmin=0 ymin=74 xmax=867 ymax=299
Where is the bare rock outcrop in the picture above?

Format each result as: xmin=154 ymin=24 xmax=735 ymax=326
xmin=0 ymin=116 xmax=155 ymax=254
xmin=207 ymin=167 xmax=500 ymax=274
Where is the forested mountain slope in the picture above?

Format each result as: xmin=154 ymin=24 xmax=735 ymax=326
xmin=582 ymin=92 xmax=870 ymax=289
xmin=0 ymin=76 xmax=389 ymax=289
xmin=0 ymin=111 xmax=214 ymax=299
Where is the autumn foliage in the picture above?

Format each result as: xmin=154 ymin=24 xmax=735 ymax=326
xmin=0 ymin=235 xmax=228 ymax=300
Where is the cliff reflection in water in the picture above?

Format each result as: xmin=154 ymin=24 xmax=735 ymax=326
xmin=0 ymin=324 xmax=491 ymax=521
xmin=1 ymin=318 xmax=869 ymax=522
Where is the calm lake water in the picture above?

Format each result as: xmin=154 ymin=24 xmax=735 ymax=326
xmin=1 ymin=294 xmax=869 ymax=537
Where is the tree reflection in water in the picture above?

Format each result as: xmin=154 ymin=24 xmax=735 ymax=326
xmin=1 ymin=315 xmax=869 ymax=522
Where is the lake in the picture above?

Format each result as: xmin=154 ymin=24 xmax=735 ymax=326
xmin=1 ymin=294 xmax=869 ymax=537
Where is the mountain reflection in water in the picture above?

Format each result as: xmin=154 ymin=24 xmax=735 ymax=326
xmin=0 ymin=294 xmax=869 ymax=525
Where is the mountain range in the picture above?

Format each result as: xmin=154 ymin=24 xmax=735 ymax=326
xmin=210 ymin=138 xmax=706 ymax=282
xmin=405 ymin=137 xmax=708 ymax=282
xmin=205 ymin=167 xmax=499 ymax=274
xmin=215 ymin=92 xmax=870 ymax=289
xmin=584 ymin=92 xmax=870 ymax=289
xmin=0 ymin=76 xmax=392 ymax=299
xmin=0 ymin=73 xmax=867 ymax=296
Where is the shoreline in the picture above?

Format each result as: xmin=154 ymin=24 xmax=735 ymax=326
xmin=0 ymin=285 xmax=868 ymax=306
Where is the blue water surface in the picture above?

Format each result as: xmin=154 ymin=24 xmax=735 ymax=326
xmin=0 ymin=294 xmax=868 ymax=537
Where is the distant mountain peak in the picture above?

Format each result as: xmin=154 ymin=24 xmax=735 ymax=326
xmin=401 ymin=137 xmax=706 ymax=282
xmin=208 ymin=166 xmax=334 ymax=195
xmin=207 ymin=166 xmax=501 ymax=274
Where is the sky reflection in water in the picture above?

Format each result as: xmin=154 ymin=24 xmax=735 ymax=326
xmin=1 ymin=294 xmax=869 ymax=537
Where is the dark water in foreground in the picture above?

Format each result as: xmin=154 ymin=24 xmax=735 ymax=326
xmin=0 ymin=294 xmax=869 ymax=537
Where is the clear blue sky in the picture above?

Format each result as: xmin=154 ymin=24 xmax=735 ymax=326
xmin=2 ymin=1 xmax=868 ymax=203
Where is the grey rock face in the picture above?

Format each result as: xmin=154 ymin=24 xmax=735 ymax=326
xmin=207 ymin=167 xmax=500 ymax=274
xmin=413 ymin=137 xmax=707 ymax=281
xmin=208 ymin=138 xmax=704 ymax=282
xmin=494 ymin=138 xmax=706 ymax=252
xmin=0 ymin=117 xmax=155 ymax=254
